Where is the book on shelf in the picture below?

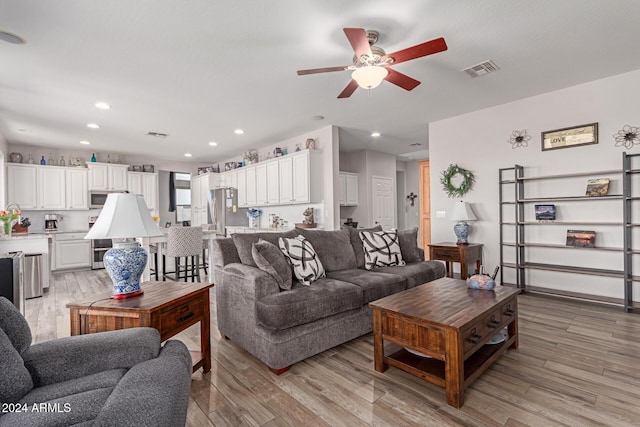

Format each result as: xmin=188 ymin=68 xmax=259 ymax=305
xmin=535 ymin=204 xmax=556 ymax=221
xmin=566 ymin=230 xmax=596 ymax=248
xmin=585 ymin=177 xmax=610 ymax=196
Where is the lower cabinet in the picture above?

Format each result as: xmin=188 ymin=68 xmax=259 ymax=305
xmin=54 ymin=233 xmax=91 ymax=271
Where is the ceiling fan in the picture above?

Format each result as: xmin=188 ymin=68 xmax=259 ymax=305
xmin=297 ymin=28 xmax=448 ymax=98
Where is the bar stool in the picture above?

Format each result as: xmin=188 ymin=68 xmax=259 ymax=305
xmin=162 ymin=226 xmax=203 ymax=282
xmin=201 ymin=240 xmax=208 ymax=276
xmin=149 ymin=244 xmax=159 ymax=280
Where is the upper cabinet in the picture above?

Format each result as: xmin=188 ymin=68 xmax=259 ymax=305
xmin=127 ymin=172 xmax=158 ymax=211
xmin=339 ymin=172 xmax=359 ymax=206
xmin=6 ymin=164 xmax=88 ymax=210
xmin=221 ymin=170 xmax=237 ymax=189
xmin=278 ymin=150 xmax=323 ymax=205
xmin=87 ymin=162 xmax=129 ymax=191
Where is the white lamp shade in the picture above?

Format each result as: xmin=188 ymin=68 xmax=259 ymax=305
xmin=352 ymin=66 xmax=389 ymax=89
xmin=451 ymin=201 xmax=477 ymax=221
xmin=84 ymin=193 xmax=163 ymax=239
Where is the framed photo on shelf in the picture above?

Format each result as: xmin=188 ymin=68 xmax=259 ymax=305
xmin=535 ymin=204 xmax=556 ymax=221
xmin=566 ymin=230 xmax=596 ymax=248
xmin=585 ymin=177 xmax=610 ymax=196
xmin=542 ymin=123 xmax=598 ymax=151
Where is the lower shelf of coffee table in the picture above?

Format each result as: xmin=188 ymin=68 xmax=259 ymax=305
xmin=383 ymin=334 xmax=516 ymax=388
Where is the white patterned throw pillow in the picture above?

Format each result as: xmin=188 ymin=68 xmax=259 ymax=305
xmin=359 ymin=229 xmax=406 ymax=270
xmin=278 ymin=235 xmax=326 ymax=286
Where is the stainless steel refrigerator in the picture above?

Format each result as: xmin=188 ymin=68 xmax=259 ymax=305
xmin=208 ymin=188 xmax=248 ymax=236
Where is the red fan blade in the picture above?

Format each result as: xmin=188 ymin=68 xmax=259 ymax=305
xmin=384 ymin=68 xmax=421 ymax=91
xmin=343 ymin=28 xmax=372 ymax=59
xmin=383 ymin=37 xmax=447 ymax=65
xmin=338 ymin=80 xmax=359 ymax=99
xmin=297 ymin=66 xmax=350 ymax=75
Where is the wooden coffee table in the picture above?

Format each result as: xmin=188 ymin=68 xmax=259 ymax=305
xmin=67 ymin=281 xmax=213 ymax=373
xmin=369 ymin=277 xmax=520 ymax=408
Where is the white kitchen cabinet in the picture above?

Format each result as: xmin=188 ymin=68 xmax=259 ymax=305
xmin=339 ymin=172 xmax=359 ymax=206
xmin=6 ymin=164 xmax=38 ymax=209
xmin=245 ymin=166 xmax=257 ymax=206
xmin=278 ymin=150 xmax=323 ymax=204
xmin=65 ymin=168 xmax=88 ymax=209
xmin=266 ymin=160 xmax=280 ymax=205
xmin=87 ymin=162 xmax=129 ymax=191
xmin=255 ymin=163 xmax=268 ymax=205
xmin=128 ymin=172 xmax=158 ymax=211
xmin=54 ymin=232 xmax=91 ymax=271
xmin=237 ymin=169 xmax=247 ymax=207
xmin=190 ymin=174 xmax=211 ymax=226
xmin=38 ymin=167 xmax=66 ymax=210
xmin=221 ymin=170 xmax=237 ymax=188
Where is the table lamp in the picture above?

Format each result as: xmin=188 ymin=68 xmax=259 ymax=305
xmin=451 ymin=201 xmax=477 ymax=245
xmin=85 ymin=193 xmax=163 ymax=299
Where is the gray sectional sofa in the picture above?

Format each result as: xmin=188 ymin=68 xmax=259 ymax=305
xmin=212 ymin=226 xmax=445 ymax=373
xmin=0 ymin=297 xmax=192 ymax=427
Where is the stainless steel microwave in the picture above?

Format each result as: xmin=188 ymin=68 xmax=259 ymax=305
xmin=89 ymin=191 xmax=111 ymax=208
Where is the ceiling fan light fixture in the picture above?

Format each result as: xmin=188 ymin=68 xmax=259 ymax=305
xmin=352 ymin=66 xmax=388 ymax=89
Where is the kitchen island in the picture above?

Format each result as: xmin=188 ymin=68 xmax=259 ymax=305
xmin=0 ymin=233 xmax=51 ymax=289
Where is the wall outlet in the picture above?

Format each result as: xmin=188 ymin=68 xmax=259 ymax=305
xmin=436 ymin=211 xmax=446 ymax=218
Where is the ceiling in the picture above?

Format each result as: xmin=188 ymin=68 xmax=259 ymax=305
xmin=1 ymin=0 xmax=640 ymax=164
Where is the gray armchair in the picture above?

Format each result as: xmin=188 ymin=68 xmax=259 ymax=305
xmin=0 ymin=297 xmax=192 ymax=427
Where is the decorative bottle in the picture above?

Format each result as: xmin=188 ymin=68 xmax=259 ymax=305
xmin=48 ymin=153 xmax=54 ymax=165
xmin=107 ymin=154 xmax=111 ymax=163
xmin=40 ymin=155 xmax=45 ymax=165
xmin=27 ymin=153 xmax=34 ymax=164
xmin=59 ymin=155 xmax=65 ymax=167
xmin=91 ymin=153 xmax=97 ymax=162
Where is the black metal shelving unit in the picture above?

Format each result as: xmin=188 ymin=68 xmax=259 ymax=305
xmin=499 ymin=153 xmax=640 ymax=312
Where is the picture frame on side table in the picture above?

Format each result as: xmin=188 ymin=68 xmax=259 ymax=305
xmin=542 ymin=123 xmax=598 ymax=151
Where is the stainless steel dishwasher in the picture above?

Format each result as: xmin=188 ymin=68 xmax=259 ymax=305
xmin=23 ymin=253 xmax=44 ymax=299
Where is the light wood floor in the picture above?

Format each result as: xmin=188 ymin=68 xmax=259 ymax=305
xmin=26 ymin=270 xmax=640 ymax=426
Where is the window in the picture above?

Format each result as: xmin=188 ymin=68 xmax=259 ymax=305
xmin=175 ymin=173 xmax=191 ymax=222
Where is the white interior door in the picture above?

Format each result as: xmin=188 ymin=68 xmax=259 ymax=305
xmin=372 ymin=176 xmax=394 ymax=229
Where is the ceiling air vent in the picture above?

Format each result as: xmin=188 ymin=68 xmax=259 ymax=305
xmin=146 ymin=131 xmax=168 ymax=138
xmin=409 ymin=143 xmax=422 ymax=147
xmin=462 ymin=60 xmax=500 ymax=78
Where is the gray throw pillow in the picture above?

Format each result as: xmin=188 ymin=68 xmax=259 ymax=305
xmin=0 ymin=327 xmax=34 ymax=403
xmin=397 ymin=227 xmax=423 ymax=263
xmin=252 ymin=239 xmax=293 ymax=291
xmin=342 ymin=224 xmax=382 ymax=269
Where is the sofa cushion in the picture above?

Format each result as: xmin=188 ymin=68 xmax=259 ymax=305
xmin=375 ymin=261 xmax=446 ymax=288
xmin=18 ymin=368 xmax=126 ymax=405
xmin=232 ymin=230 xmax=298 ymax=267
xmin=0 ymin=297 xmax=32 ymax=354
xmin=342 ymin=225 xmax=382 ymax=269
xmin=296 ymin=229 xmax=356 ymax=271
xmin=0 ymin=327 xmax=34 ymax=404
xmin=279 ymin=235 xmax=326 ymax=286
xmin=359 ymin=229 xmax=406 ymax=270
xmin=397 ymin=227 xmax=423 ymax=263
xmin=252 ymin=239 xmax=293 ymax=291
xmin=326 ymin=269 xmax=408 ymax=303
xmin=256 ymin=278 xmax=363 ymax=330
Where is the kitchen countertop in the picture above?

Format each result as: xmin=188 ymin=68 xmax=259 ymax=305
xmin=1 ymin=233 xmax=52 ymax=240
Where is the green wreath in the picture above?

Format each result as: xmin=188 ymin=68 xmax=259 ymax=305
xmin=440 ymin=164 xmax=475 ymax=198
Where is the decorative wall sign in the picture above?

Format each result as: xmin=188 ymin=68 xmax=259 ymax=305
xmin=508 ymin=129 xmax=531 ymax=149
xmin=440 ymin=164 xmax=475 ymax=198
xmin=613 ymin=125 xmax=640 ymax=149
xmin=542 ymin=123 xmax=598 ymax=151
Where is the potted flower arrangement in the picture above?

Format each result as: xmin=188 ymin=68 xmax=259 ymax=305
xmin=0 ymin=208 xmax=21 ymax=237
xmin=247 ymin=208 xmax=262 ymax=228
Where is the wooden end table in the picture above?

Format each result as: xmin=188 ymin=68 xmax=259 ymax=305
xmin=429 ymin=242 xmax=483 ymax=279
xmin=66 ymin=281 xmax=213 ymax=373
xmin=369 ymin=277 xmax=520 ymax=408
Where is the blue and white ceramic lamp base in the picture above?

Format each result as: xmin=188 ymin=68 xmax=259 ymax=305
xmin=103 ymin=243 xmax=148 ymax=299
xmin=454 ymin=221 xmax=471 ymax=245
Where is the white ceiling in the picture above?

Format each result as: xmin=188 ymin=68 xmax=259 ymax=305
xmin=1 ymin=0 xmax=640 ymax=164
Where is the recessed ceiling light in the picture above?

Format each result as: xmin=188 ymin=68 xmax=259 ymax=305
xmin=208 ymin=142 xmax=218 ymax=146
xmin=310 ymin=115 xmax=325 ymax=121
xmin=87 ymin=123 xmax=100 ymax=129
xmin=80 ymin=140 xmax=91 ymax=145
xmin=0 ymin=30 xmax=26 ymax=45
xmin=184 ymin=153 xmax=192 ymax=157
xmin=234 ymin=129 xmax=244 ymax=135
xmin=371 ymin=132 xmax=381 ymax=137
xmin=95 ymin=102 xmax=111 ymax=110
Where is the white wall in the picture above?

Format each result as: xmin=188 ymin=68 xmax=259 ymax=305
xmin=429 ymin=68 xmax=640 ymax=301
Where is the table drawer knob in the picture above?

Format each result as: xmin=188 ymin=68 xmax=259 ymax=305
xmin=504 ymin=309 xmax=515 ymax=316
xmin=467 ymin=334 xmax=482 ymax=344
xmin=177 ymin=312 xmax=194 ymax=323
xmin=487 ymin=320 xmax=501 ymax=329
